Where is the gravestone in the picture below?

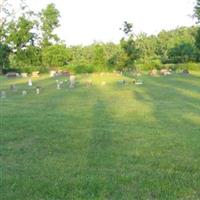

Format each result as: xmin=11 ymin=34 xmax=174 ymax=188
xmin=86 ymin=80 xmax=92 ymax=86
xmin=22 ymin=90 xmax=27 ymax=96
xmin=160 ymin=69 xmax=171 ymax=76
xmin=117 ymin=80 xmax=126 ymax=85
xmin=50 ymin=70 xmax=56 ymax=77
xmin=69 ymin=75 xmax=75 ymax=88
xmin=57 ymin=83 xmax=61 ymax=89
xmin=182 ymin=69 xmax=189 ymax=75
xmin=149 ymin=69 xmax=158 ymax=76
xmin=135 ymin=80 xmax=143 ymax=85
xmin=32 ymin=71 xmax=39 ymax=78
xmin=6 ymin=72 xmax=19 ymax=78
xmin=10 ymin=84 xmax=17 ymax=92
xmin=1 ymin=91 xmax=6 ymax=98
xmin=36 ymin=87 xmax=40 ymax=95
xmin=28 ymin=79 xmax=32 ymax=86
xmin=21 ymin=73 xmax=28 ymax=78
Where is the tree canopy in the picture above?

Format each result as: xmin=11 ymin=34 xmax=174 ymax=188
xmin=0 ymin=0 xmax=199 ymax=73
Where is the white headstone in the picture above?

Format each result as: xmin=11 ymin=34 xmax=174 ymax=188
xmin=21 ymin=73 xmax=28 ymax=78
xmin=36 ymin=88 xmax=40 ymax=95
xmin=28 ymin=79 xmax=32 ymax=87
xmin=50 ymin=70 xmax=56 ymax=77
xmin=69 ymin=75 xmax=75 ymax=88
xmin=57 ymin=83 xmax=61 ymax=90
xmin=22 ymin=90 xmax=27 ymax=96
xmin=135 ymin=80 xmax=143 ymax=85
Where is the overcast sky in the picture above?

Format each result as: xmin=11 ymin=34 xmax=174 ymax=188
xmin=9 ymin=0 xmax=196 ymax=45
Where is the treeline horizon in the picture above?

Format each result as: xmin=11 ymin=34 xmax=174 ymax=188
xmin=0 ymin=0 xmax=200 ymax=74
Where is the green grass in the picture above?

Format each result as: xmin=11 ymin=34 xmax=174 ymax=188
xmin=0 ymin=72 xmax=200 ymax=200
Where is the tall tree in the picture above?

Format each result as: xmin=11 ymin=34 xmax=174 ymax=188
xmin=6 ymin=16 xmax=36 ymax=51
xmin=40 ymin=3 xmax=60 ymax=47
xmin=194 ymin=0 xmax=200 ymax=23
xmin=120 ymin=21 xmax=140 ymax=68
xmin=194 ymin=0 xmax=200 ymax=54
xmin=42 ymin=44 xmax=71 ymax=68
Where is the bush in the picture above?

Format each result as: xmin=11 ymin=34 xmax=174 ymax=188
xmin=2 ymin=68 xmax=21 ymax=74
xmin=137 ymin=59 xmax=162 ymax=70
xmin=64 ymin=65 xmax=94 ymax=74
xmin=19 ymin=66 xmax=49 ymax=74
xmin=166 ymin=63 xmax=200 ymax=71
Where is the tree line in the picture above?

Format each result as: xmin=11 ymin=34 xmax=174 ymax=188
xmin=0 ymin=0 xmax=200 ymax=74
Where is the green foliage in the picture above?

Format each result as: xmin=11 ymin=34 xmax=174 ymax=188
xmin=156 ymin=27 xmax=198 ymax=63
xmin=0 ymin=43 xmax=10 ymax=70
xmin=40 ymin=3 xmax=60 ymax=47
xmin=173 ymin=63 xmax=200 ymax=71
xmin=66 ymin=64 xmax=94 ymax=74
xmin=42 ymin=45 xmax=71 ymax=68
xmin=136 ymin=33 xmax=157 ymax=60
xmin=6 ymin=16 xmax=36 ymax=51
xmin=92 ymin=44 xmax=107 ymax=71
xmin=120 ymin=37 xmax=140 ymax=68
xmin=137 ymin=59 xmax=162 ymax=70
xmin=194 ymin=1 xmax=200 ymax=53
xmin=167 ymin=43 xmax=198 ymax=63
xmin=120 ymin=21 xmax=133 ymax=35
xmin=194 ymin=0 xmax=200 ymax=23
xmin=107 ymin=50 xmax=127 ymax=71
xmin=195 ymin=28 xmax=200 ymax=50
xmin=120 ymin=21 xmax=141 ymax=69
xmin=1 ymin=2 xmax=200 ymax=73
xmin=10 ymin=46 xmax=42 ymax=68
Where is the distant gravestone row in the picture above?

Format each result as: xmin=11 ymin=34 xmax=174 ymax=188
xmin=117 ymin=79 xmax=143 ymax=85
xmin=0 ymin=74 xmax=79 ymax=99
xmin=1 ymin=71 xmax=146 ymax=99
xmin=6 ymin=71 xmax=39 ymax=78
xmin=149 ymin=68 xmax=190 ymax=76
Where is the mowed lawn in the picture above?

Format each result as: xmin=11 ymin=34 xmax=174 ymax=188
xmin=0 ymin=72 xmax=200 ymax=200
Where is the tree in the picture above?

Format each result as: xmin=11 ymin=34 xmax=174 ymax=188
xmin=136 ymin=33 xmax=157 ymax=61
xmin=92 ymin=44 xmax=107 ymax=71
xmin=120 ymin=21 xmax=133 ymax=36
xmin=107 ymin=49 xmax=127 ymax=71
xmin=194 ymin=0 xmax=200 ymax=55
xmin=194 ymin=0 xmax=200 ymax=23
xmin=0 ymin=43 xmax=10 ymax=72
xmin=168 ymin=42 xmax=197 ymax=63
xmin=120 ymin=21 xmax=140 ymax=69
xmin=40 ymin=3 xmax=60 ymax=47
xmin=10 ymin=46 xmax=42 ymax=68
xmin=6 ymin=16 xmax=36 ymax=51
xmin=42 ymin=45 xmax=71 ymax=68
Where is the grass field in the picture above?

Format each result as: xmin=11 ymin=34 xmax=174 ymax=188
xmin=1 ymin=72 xmax=200 ymax=199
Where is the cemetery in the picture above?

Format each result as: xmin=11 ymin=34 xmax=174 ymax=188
xmin=1 ymin=0 xmax=200 ymax=199
xmin=1 ymin=70 xmax=200 ymax=199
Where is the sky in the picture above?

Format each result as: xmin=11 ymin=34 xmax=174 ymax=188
xmin=9 ymin=0 xmax=196 ymax=45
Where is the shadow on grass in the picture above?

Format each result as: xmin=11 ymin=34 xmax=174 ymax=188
xmin=1 ymin=74 xmax=200 ymax=199
xmin=131 ymin=75 xmax=200 ymax=198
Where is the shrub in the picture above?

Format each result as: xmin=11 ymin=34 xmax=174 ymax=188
xmin=2 ymin=68 xmax=21 ymax=74
xmin=170 ymin=63 xmax=200 ymax=71
xmin=137 ymin=59 xmax=162 ymax=70
xmin=63 ymin=65 xmax=94 ymax=74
